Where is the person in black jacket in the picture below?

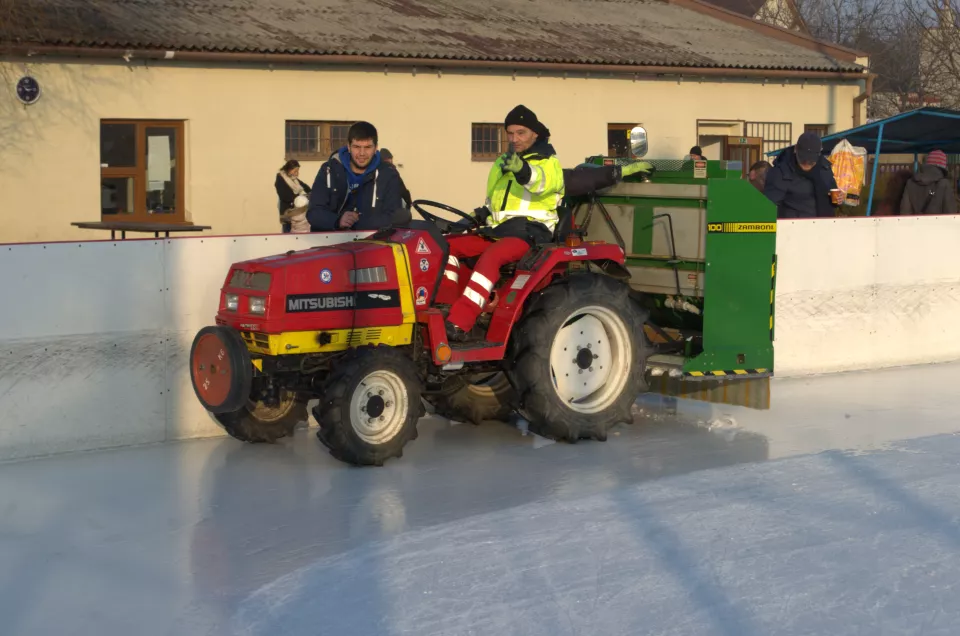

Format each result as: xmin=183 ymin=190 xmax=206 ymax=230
xmin=274 ymin=160 xmax=311 ymax=233
xmin=900 ymin=149 xmax=958 ymax=215
xmin=379 ymin=148 xmax=412 ymax=209
xmin=306 ymin=121 xmax=404 ymax=231
xmin=764 ymin=131 xmax=839 ymax=219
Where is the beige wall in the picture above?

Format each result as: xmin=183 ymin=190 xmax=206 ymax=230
xmin=0 ymin=58 xmax=864 ymax=243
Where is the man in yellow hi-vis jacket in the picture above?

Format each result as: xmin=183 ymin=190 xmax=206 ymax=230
xmin=441 ymin=105 xmax=565 ymax=341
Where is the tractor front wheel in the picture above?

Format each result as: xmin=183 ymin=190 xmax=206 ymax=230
xmin=214 ymin=391 xmax=307 ymax=443
xmin=507 ymin=273 xmax=648 ymax=442
xmin=313 ymin=346 xmax=421 ymax=466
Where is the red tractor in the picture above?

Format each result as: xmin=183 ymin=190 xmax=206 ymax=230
xmin=189 ymin=200 xmax=649 ymax=466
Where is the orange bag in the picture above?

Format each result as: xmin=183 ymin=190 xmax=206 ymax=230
xmin=828 ymin=139 xmax=867 ymax=206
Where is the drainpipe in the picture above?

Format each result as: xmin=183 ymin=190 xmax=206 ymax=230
xmin=852 ymin=73 xmax=875 ymax=127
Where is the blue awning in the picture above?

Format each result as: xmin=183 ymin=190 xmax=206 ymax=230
xmin=767 ymin=107 xmax=960 ymax=157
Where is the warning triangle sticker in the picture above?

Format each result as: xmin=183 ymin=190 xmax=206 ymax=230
xmin=416 ymin=237 xmax=431 ymax=254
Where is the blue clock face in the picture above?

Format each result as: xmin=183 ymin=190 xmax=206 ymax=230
xmin=16 ymin=76 xmax=41 ymax=104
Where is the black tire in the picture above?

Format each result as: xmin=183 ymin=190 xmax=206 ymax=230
xmin=313 ymin=346 xmax=421 ymax=466
xmin=426 ymin=372 xmax=516 ymax=425
xmin=190 ymin=325 xmax=252 ymax=414
xmin=214 ymin=391 xmax=307 ymax=443
xmin=506 ymin=273 xmax=648 ymax=443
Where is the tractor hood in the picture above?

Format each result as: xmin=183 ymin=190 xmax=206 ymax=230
xmin=217 ymin=240 xmax=413 ymax=333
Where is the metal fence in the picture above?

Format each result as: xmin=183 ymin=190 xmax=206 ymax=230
xmin=745 ymin=122 xmax=793 ymax=156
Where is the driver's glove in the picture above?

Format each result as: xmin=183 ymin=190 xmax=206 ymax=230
xmin=501 ymin=151 xmax=524 ymax=174
xmin=501 ymin=152 xmax=534 ymax=185
xmin=473 ymin=206 xmax=492 ymax=226
xmin=620 ymin=161 xmax=654 ymax=178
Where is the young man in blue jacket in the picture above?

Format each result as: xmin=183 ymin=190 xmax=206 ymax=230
xmin=306 ymin=121 xmax=403 ymax=231
xmin=764 ymin=131 xmax=839 ymax=218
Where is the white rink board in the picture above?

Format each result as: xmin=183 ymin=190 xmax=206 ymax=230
xmin=0 ymin=239 xmax=167 ymax=339
xmin=774 ymin=215 xmax=960 ymax=376
xmin=1 ymin=217 xmax=959 ymax=460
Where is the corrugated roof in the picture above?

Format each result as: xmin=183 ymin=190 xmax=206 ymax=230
xmin=1 ymin=0 xmax=864 ymax=73
xmin=697 ymin=0 xmax=766 ymax=17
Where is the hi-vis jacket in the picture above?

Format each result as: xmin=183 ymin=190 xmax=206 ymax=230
xmin=484 ymin=141 xmax=565 ymax=232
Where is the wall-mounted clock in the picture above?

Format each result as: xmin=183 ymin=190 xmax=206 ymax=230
xmin=16 ymin=76 xmax=41 ymax=105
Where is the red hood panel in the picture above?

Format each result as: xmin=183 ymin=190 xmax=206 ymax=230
xmin=219 ymin=241 xmax=405 ymax=332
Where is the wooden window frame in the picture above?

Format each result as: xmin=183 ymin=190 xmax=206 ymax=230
xmin=100 ymin=119 xmax=186 ymax=224
xmin=471 ymin=123 xmax=508 ymax=161
xmin=804 ymin=124 xmax=830 ymax=138
xmin=285 ymin=120 xmax=354 ymax=161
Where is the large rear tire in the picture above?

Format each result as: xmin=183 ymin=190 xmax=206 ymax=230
xmin=214 ymin=391 xmax=307 ymax=443
xmin=313 ymin=346 xmax=421 ymax=466
xmin=426 ymin=372 xmax=516 ymax=425
xmin=506 ymin=273 xmax=648 ymax=442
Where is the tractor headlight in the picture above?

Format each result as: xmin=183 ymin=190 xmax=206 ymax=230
xmin=248 ymin=296 xmax=266 ymax=315
xmin=225 ymin=294 xmax=239 ymax=311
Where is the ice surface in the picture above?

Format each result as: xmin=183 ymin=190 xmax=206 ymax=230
xmin=2 ymin=362 xmax=960 ymax=635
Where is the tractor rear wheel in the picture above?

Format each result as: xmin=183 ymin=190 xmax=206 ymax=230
xmin=427 ymin=372 xmax=516 ymax=425
xmin=313 ymin=346 xmax=421 ymax=466
xmin=506 ymin=273 xmax=648 ymax=442
xmin=214 ymin=391 xmax=307 ymax=444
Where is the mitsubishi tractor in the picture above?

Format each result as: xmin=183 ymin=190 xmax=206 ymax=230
xmin=189 ymin=127 xmax=779 ymax=466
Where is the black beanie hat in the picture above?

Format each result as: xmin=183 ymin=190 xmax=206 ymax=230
xmin=504 ymin=104 xmax=550 ymax=140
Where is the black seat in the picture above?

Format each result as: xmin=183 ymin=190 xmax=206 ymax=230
xmin=553 ymin=205 xmax=577 ymax=244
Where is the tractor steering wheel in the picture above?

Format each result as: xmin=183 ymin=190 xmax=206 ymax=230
xmin=413 ymin=199 xmax=480 ymax=233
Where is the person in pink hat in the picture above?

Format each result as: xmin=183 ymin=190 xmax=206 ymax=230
xmin=900 ymin=150 xmax=957 ymax=215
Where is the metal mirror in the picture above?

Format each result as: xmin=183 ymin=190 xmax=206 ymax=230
xmin=629 ymin=126 xmax=648 ymax=158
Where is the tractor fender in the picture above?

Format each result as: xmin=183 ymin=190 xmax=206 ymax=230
xmin=484 ymin=243 xmax=631 ymax=345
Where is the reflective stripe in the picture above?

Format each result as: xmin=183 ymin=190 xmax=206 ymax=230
xmin=518 ymin=188 xmax=532 ymax=212
xmin=527 ymin=165 xmax=547 ymax=194
xmin=447 ymin=255 xmax=459 ymax=268
xmin=444 ymin=270 xmax=459 ymax=283
xmin=527 ymin=166 xmax=541 ymax=187
xmin=470 ymin=271 xmax=495 ymax=292
xmin=463 ymin=287 xmax=486 ymax=308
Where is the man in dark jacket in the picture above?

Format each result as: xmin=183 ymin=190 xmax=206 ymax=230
xmin=900 ymin=149 xmax=958 ymax=215
xmin=764 ymin=131 xmax=839 ymax=218
xmin=306 ymin=121 xmax=403 ymax=231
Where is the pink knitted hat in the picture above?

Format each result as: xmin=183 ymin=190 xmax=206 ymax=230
xmin=926 ymin=150 xmax=948 ymax=170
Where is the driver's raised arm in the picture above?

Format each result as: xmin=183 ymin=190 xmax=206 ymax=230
xmin=511 ymin=154 xmax=564 ymax=198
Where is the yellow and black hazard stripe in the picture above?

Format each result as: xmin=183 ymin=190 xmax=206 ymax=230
xmin=769 ymin=254 xmax=777 ymax=342
xmin=685 ymin=368 xmax=770 ymax=378
xmin=707 ymin=222 xmax=776 ymax=233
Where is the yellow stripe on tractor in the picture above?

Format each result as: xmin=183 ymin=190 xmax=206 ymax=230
xmin=241 ymin=325 xmax=414 ymax=356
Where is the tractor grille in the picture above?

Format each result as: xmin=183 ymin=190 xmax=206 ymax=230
xmin=229 ymin=270 xmax=272 ymax=291
xmin=240 ymin=331 xmax=271 ymax=350
xmin=349 ymin=267 xmax=388 ymax=284
xmin=347 ymin=328 xmax=381 ymax=345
